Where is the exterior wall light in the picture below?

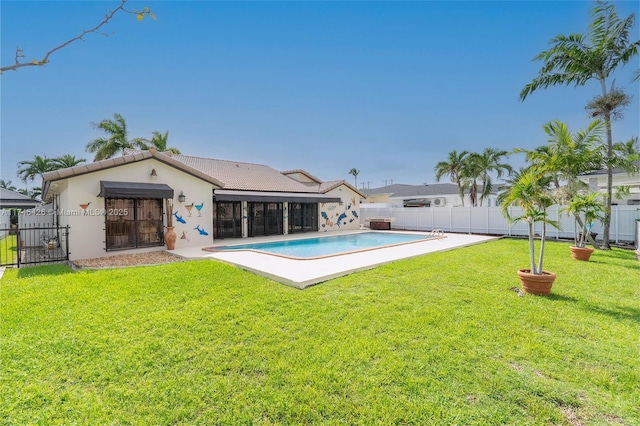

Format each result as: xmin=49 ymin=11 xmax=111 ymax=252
xmin=178 ymin=191 xmax=186 ymax=203
xmin=150 ymin=168 xmax=158 ymax=179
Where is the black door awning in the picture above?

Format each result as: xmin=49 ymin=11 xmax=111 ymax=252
xmin=98 ymin=181 xmax=174 ymax=199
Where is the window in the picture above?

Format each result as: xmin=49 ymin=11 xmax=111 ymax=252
xmin=105 ymin=198 xmax=163 ymax=250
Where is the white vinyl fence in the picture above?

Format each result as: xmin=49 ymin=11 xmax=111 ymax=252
xmin=18 ymin=203 xmax=55 ymax=228
xmin=360 ymin=205 xmax=640 ymax=243
xmin=0 ymin=210 xmax=11 ymax=239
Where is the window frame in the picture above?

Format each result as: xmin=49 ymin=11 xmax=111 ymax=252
xmin=104 ymin=198 xmax=164 ymax=251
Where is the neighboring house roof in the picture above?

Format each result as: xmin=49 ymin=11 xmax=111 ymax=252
xmin=579 ymin=161 xmax=640 ymax=177
xmin=578 ymin=161 xmax=640 ymax=188
xmin=0 ymin=187 xmax=41 ymax=209
xmin=363 ymin=183 xmax=471 ymax=198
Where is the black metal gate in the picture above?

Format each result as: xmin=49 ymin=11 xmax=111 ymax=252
xmin=0 ymin=225 xmax=70 ymax=267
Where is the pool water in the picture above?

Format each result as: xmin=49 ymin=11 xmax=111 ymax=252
xmin=213 ymin=232 xmax=430 ymax=259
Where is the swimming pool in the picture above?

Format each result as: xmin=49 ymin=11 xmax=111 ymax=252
xmin=210 ymin=232 xmax=436 ymax=259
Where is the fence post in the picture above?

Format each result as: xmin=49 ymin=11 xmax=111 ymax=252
xmin=614 ymin=206 xmax=620 ymax=244
xmin=65 ymin=225 xmax=70 ymax=259
xmin=16 ymin=227 xmax=21 ymax=268
xmin=486 ymin=208 xmax=489 ymax=234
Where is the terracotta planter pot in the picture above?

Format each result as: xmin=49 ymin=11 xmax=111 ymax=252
xmin=165 ymin=226 xmax=177 ymax=250
xmin=570 ymin=246 xmax=594 ymax=261
xmin=517 ymin=269 xmax=556 ymax=295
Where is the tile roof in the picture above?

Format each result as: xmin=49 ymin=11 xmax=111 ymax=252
xmin=281 ymin=169 xmax=322 ymax=183
xmin=170 ymin=155 xmax=316 ymax=192
xmin=42 ymin=149 xmax=367 ymax=198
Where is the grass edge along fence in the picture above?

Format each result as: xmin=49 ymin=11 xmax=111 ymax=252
xmin=360 ymin=205 xmax=639 ymax=244
xmin=0 ymin=224 xmax=69 ymax=267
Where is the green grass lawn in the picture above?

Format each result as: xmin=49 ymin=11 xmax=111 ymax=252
xmin=1 ymin=239 xmax=638 ymax=425
xmin=0 ymin=234 xmax=17 ymax=265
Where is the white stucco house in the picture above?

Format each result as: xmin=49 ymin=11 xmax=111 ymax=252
xmin=41 ymin=149 xmax=365 ymax=261
xmin=578 ymin=161 xmax=640 ymax=205
xmin=0 ymin=187 xmax=41 ymax=210
xmin=361 ymin=183 xmax=499 ymax=208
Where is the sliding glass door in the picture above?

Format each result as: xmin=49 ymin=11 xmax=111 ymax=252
xmin=288 ymin=203 xmax=318 ymax=234
xmin=248 ymin=202 xmax=283 ymax=237
xmin=213 ymin=201 xmax=242 ymax=239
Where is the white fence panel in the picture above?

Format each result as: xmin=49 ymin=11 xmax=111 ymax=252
xmin=360 ymin=205 xmax=640 ymax=242
xmin=469 ymin=208 xmax=488 ymax=234
xmin=488 ymin=207 xmax=509 ymax=235
xmin=0 ymin=210 xmax=11 ymax=238
xmin=18 ymin=204 xmax=55 ymax=228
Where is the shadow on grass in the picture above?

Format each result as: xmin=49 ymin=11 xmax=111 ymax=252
xmin=583 ymin=303 xmax=640 ymax=324
xmin=592 ymin=249 xmax=636 ymax=261
xmin=547 ymin=292 xmax=639 ymax=323
xmin=546 ymin=293 xmax=579 ymax=303
xmin=589 ymin=259 xmax=640 ymax=272
xmin=16 ymin=264 xmax=74 ymax=278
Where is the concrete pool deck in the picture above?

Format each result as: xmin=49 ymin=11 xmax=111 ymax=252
xmin=171 ymin=231 xmax=499 ymax=289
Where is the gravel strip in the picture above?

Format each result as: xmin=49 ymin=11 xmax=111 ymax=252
xmin=72 ymin=251 xmax=186 ymax=269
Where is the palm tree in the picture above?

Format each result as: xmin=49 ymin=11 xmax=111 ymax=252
xmin=518 ymin=120 xmax=605 ymax=248
xmin=522 ymin=120 xmax=604 ymax=201
xmin=86 ymin=113 xmax=147 ymax=161
xmin=17 ymin=187 xmax=42 ymax=200
xmin=434 ymin=150 xmax=469 ymax=206
xmin=0 ymin=179 xmax=17 ymax=191
xmin=609 ymin=137 xmax=640 ymax=198
xmin=348 ymin=168 xmax=360 ymax=189
xmin=146 ymin=130 xmax=181 ymax=154
xmin=520 ymin=0 xmax=640 ymax=249
xmin=461 ymin=153 xmax=484 ymax=207
xmin=500 ymin=167 xmax=559 ymax=275
xmin=51 ymin=154 xmax=86 ymax=170
xmin=562 ymin=192 xmax=605 ymax=248
xmin=613 ymin=136 xmax=639 ymax=159
xmin=475 ymin=148 xmax=512 ymax=206
xmin=17 ymin=155 xmax=53 ymax=183
xmin=586 ymin=87 xmax=631 ymax=122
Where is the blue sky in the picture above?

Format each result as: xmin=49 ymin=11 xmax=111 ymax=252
xmin=1 ymin=1 xmax=639 ymax=191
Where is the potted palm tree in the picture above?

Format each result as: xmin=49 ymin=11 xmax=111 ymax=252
xmin=562 ymin=192 xmax=604 ymax=261
xmin=500 ymin=168 xmax=561 ymax=295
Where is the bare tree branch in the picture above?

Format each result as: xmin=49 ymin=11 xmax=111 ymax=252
xmin=1 ymin=0 xmax=154 ymax=73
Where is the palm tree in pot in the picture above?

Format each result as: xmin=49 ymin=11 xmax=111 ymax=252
xmin=562 ymin=192 xmax=605 ymax=261
xmin=499 ymin=168 xmax=561 ymax=295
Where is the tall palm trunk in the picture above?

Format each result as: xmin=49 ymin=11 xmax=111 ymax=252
xmin=456 ymin=180 xmax=465 ymax=207
xmin=528 ymin=220 xmax=536 ymax=273
xmin=537 ymin=219 xmax=547 ymax=274
xmin=599 ymin=78 xmax=613 ymax=250
xmin=603 ymin=110 xmax=614 ymax=250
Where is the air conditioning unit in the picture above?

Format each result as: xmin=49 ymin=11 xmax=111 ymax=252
xmin=432 ymin=198 xmax=446 ymax=207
